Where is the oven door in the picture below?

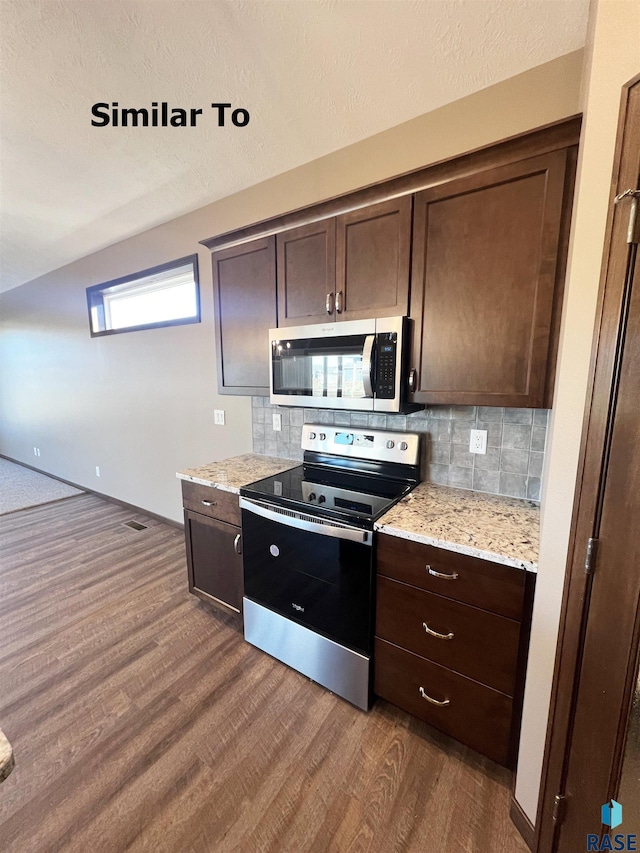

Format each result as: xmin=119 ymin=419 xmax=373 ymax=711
xmin=269 ymin=318 xmax=376 ymax=411
xmin=240 ymin=497 xmax=374 ymax=655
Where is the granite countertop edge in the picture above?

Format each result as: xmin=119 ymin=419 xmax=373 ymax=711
xmin=373 ymin=481 xmax=539 ymax=573
xmin=177 ymin=454 xmax=539 ymax=573
xmin=176 ymin=472 xmax=241 ymax=494
xmin=176 ymin=454 xmax=298 ymax=495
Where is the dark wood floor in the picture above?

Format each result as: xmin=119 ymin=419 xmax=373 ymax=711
xmin=0 ymin=494 xmax=528 ymax=853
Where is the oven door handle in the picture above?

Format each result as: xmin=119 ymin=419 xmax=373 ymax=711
xmin=362 ymin=334 xmax=376 ymax=398
xmin=239 ymin=497 xmax=372 ymax=546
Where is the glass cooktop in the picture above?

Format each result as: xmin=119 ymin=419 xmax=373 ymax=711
xmin=240 ymin=463 xmax=412 ymax=526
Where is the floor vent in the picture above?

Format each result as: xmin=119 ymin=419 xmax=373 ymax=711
xmin=123 ymin=520 xmax=148 ymax=531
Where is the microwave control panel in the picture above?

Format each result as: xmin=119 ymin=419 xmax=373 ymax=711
xmin=375 ymin=333 xmax=397 ymax=399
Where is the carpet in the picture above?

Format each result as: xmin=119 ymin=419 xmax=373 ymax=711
xmin=0 ymin=458 xmax=84 ymax=515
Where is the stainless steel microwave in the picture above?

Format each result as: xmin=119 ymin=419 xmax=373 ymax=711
xmin=269 ymin=316 xmax=420 ymax=412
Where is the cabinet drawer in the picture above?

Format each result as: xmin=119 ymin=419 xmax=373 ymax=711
xmin=376 ymin=576 xmax=520 ymax=695
xmin=377 ymin=534 xmax=525 ymax=621
xmin=374 ymin=638 xmax=513 ymax=766
xmin=181 ymin=480 xmax=241 ymax=526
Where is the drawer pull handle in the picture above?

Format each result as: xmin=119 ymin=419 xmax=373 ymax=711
xmin=427 ymin=566 xmax=459 ymax=580
xmin=201 ymin=500 xmax=217 ymax=507
xmin=233 ymin=533 xmax=242 ymax=555
xmin=423 ymin=622 xmax=454 ymax=641
xmin=419 ymin=686 xmax=450 ymax=707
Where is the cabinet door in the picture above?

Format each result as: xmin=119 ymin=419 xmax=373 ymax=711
xmin=409 ymin=150 xmax=569 ymax=407
xmin=212 ymin=236 xmax=276 ymax=394
xmin=184 ymin=510 xmax=243 ymax=615
xmin=336 ymin=196 xmax=411 ymax=321
xmin=276 ymin=220 xmax=336 ymax=326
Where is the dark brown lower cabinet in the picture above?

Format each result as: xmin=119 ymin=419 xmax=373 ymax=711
xmin=181 ymin=480 xmax=243 ymax=617
xmin=184 ymin=510 xmax=243 ymax=615
xmin=374 ymin=533 xmax=534 ymax=767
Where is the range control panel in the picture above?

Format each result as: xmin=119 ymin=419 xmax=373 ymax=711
xmin=301 ymin=424 xmax=420 ymax=466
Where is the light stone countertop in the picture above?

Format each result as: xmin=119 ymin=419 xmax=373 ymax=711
xmin=375 ymin=482 xmax=540 ymax=572
xmin=177 ymin=455 xmax=539 ymax=571
xmin=176 ymin=453 xmax=297 ymax=494
xmin=0 ymin=728 xmax=14 ymax=783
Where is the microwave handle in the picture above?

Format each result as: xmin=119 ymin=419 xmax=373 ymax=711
xmin=362 ymin=334 xmax=376 ymax=398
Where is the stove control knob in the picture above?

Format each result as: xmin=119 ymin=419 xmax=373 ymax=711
xmin=308 ymin=431 xmax=316 ymax=440
xmin=308 ymin=492 xmax=317 ymax=501
xmin=386 ymin=439 xmax=395 ymax=449
xmin=319 ymin=432 xmax=326 ymax=440
xmin=399 ymin=441 xmax=409 ymax=451
xmin=318 ymin=495 xmax=326 ymax=504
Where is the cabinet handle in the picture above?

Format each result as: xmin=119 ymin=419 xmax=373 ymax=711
xmin=335 ymin=290 xmax=343 ymax=313
xmin=326 ymin=292 xmax=334 ymax=315
xmin=201 ymin=500 xmax=217 ymax=507
xmin=408 ymin=368 xmax=417 ymax=392
xmin=419 ymin=686 xmax=450 ymax=707
xmin=423 ymin=621 xmax=454 ymax=641
xmin=233 ymin=533 xmax=242 ymax=555
xmin=362 ymin=334 xmax=375 ymax=398
xmin=427 ymin=566 xmax=459 ymax=581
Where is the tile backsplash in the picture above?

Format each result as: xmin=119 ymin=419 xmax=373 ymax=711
xmin=251 ymin=398 xmax=548 ymax=502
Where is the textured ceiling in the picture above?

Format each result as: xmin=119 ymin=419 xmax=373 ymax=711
xmin=0 ymin=0 xmax=589 ymax=292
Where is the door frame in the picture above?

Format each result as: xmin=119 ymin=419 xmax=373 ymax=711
xmin=533 ymin=72 xmax=640 ymax=853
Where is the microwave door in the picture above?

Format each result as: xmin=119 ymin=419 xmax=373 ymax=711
xmin=270 ymin=325 xmax=375 ymax=410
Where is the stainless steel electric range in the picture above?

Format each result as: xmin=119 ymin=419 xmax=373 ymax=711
xmin=239 ymin=424 xmax=421 ymax=710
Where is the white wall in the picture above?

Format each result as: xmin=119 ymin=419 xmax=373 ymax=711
xmin=0 ymin=231 xmax=254 ymax=523
xmin=0 ymin=52 xmax=583 ymax=525
xmin=515 ymin=0 xmax=640 ymax=823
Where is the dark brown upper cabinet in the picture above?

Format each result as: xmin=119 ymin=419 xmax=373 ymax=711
xmin=335 ymin=196 xmax=412 ymax=321
xmin=212 ymin=236 xmax=276 ymax=395
xmin=276 ymin=196 xmax=412 ymax=326
xmin=202 ymin=118 xmax=580 ymax=401
xmin=409 ymin=149 xmax=571 ymax=408
xmin=276 ymin=219 xmax=336 ymax=326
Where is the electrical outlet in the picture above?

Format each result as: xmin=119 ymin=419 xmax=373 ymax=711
xmin=214 ymin=409 xmax=225 ymax=426
xmin=469 ymin=429 xmax=488 ymax=454
xmin=95 ymin=466 xmax=101 ymax=477
xmin=272 ymin=413 xmax=282 ymax=432
xmin=33 ymin=447 xmax=40 ymax=457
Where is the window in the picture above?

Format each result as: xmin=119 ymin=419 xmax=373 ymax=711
xmin=86 ymin=255 xmax=200 ymax=336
